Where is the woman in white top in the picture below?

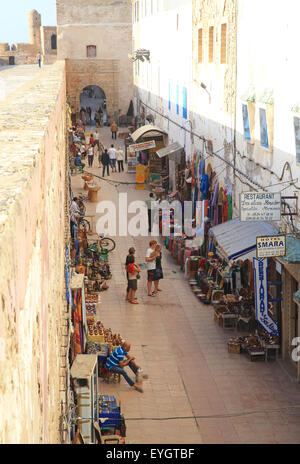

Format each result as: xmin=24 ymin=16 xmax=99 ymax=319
xmin=117 ymin=146 xmax=124 ymax=172
xmin=87 ymin=144 xmax=94 ymax=167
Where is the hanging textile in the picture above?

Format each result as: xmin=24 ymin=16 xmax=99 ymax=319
xmin=200 ymin=173 xmax=210 ymax=200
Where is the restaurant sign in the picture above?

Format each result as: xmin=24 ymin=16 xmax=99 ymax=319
xmin=256 ymin=235 xmax=286 ymax=258
xmin=240 ymin=192 xmax=281 ymax=222
xmin=129 ymin=140 xmax=156 ymax=152
xmin=253 ymin=257 xmax=279 ymax=336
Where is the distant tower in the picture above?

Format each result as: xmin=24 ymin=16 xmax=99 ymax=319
xmin=29 ymin=9 xmax=41 ymax=47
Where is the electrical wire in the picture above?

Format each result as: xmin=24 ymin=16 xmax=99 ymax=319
xmin=125 ymin=403 xmax=300 ymax=421
xmin=72 ymin=404 xmax=300 ymax=424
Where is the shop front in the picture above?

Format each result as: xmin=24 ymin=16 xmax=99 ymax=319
xmin=277 ymin=236 xmax=300 ymax=379
xmin=128 ymin=124 xmax=168 ymax=181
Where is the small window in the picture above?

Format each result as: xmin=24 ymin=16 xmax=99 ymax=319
xmin=242 ymin=104 xmax=251 ymax=141
xmin=294 ymin=117 xmax=300 ymax=164
xmin=259 ymin=108 xmax=269 ymax=148
xmin=87 ymin=45 xmax=96 ymax=58
xmin=51 ymin=34 xmax=57 ymax=50
xmin=220 ymin=24 xmax=227 ymax=64
xmin=209 ymin=26 xmax=214 ymax=63
xmin=198 ymin=28 xmax=203 ymax=63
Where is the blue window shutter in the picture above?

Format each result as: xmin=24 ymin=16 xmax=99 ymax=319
xmin=242 ymin=104 xmax=251 ymax=141
xmin=183 ymin=87 xmax=187 ymax=119
xmin=259 ymin=108 xmax=269 ymax=148
xmin=168 ymin=82 xmax=171 ymax=110
xmin=176 ymin=85 xmax=179 ymax=115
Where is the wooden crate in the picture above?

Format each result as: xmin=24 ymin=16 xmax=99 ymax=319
xmin=227 ymin=342 xmax=240 ymax=354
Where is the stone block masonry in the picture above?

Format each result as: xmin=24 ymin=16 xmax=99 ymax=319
xmin=0 ymin=61 xmax=67 ymax=443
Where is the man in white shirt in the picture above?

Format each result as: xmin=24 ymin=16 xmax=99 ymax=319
xmin=145 ymin=240 xmax=158 ymax=297
xmin=117 ymin=146 xmax=124 ymax=172
xmin=70 ymin=197 xmax=81 ymax=223
xmin=108 ymin=144 xmax=117 ymax=172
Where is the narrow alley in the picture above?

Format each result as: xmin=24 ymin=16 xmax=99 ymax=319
xmin=71 ymin=128 xmax=300 ymax=444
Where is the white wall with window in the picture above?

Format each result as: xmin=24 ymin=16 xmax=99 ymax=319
xmin=132 ymin=0 xmax=193 ymax=158
xmin=235 ymin=0 xmax=300 ymax=229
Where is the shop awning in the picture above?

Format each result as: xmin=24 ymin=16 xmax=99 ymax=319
xmin=210 ymin=217 xmax=278 ymax=261
xmin=130 ymin=124 xmax=168 ymax=142
xmin=156 ymin=142 xmax=183 ymax=158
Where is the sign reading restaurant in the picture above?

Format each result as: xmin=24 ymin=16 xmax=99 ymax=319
xmin=256 ymin=235 xmax=286 ymax=258
xmin=240 ymin=192 xmax=281 ymax=222
xmin=129 ymin=140 xmax=156 ymax=152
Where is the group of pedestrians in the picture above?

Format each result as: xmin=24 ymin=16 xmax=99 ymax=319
xmin=125 ymin=240 xmax=164 ymax=304
xmin=73 ymin=129 xmax=125 ymax=176
xmin=100 ymin=144 xmax=125 ymax=177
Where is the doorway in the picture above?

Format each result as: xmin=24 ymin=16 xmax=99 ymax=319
xmin=79 ymin=85 xmax=107 ymax=126
xmin=9 ymin=56 xmax=15 ymax=65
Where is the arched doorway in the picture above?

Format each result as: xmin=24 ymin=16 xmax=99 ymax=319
xmin=79 ymin=85 xmax=107 ymax=126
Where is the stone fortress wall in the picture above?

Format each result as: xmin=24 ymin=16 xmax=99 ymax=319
xmin=0 ymin=61 xmax=67 ymax=443
xmin=0 ymin=10 xmax=57 ymax=66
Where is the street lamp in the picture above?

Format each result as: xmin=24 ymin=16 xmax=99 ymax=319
xmin=128 ymin=49 xmax=151 ymax=62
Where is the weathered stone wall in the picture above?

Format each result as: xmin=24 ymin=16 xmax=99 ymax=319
xmin=0 ymin=61 xmax=66 ymax=444
xmin=57 ymin=0 xmax=133 ymax=119
xmin=41 ymin=27 xmax=58 ymax=65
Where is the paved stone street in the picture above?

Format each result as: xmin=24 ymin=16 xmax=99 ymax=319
xmin=71 ymin=127 xmax=300 ymax=444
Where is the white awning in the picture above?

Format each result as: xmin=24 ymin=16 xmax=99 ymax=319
xmin=130 ymin=124 xmax=168 ymax=142
xmin=156 ymin=142 xmax=183 ymax=158
xmin=210 ymin=217 xmax=279 ymax=261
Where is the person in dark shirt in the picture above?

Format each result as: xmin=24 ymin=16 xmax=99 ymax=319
xmin=101 ymin=149 xmax=110 ymax=177
xmin=74 ymin=154 xmax=85 ymax=168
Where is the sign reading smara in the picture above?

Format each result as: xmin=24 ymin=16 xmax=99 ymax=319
xmin=240 ymin=192 xmax=281 ymax=222
xmin=256 ymin=235 xmax=286 ymax=258
xmin=129 ymin=140 xmax=156 ymax=152
xmin=253 ymin=258 xmax=279 ymax=336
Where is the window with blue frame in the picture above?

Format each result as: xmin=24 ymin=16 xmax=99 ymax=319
xmin=242 ymin=104 xmax=251 ymax=141
xmin=259 ymin=108 xmax=269 ymax=148
xmin=168 ymin=82 xmax=171 ymax=111
xmin=176 ymin=85 xmax=179 ymax=115
xmin=183 ymin=87 xmax=187 ymax=119
xmin=294 ymin=117 xmax=300 ymax=165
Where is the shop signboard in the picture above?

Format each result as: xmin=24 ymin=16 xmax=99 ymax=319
xmin=240 ymin=192 xmax=281 ymax=222
xmin=129 ymin=140 xmax=156 ymax=152
xmin=253 ymin=257 xmax=279 ymax=336
xmin=256 ymin=235 xmax=286 ymax=258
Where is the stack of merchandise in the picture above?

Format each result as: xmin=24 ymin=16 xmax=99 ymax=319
xmin=227 ymin=334 xmax=265 ymax=361
xmin=87 ymin=319 xmax=123 ymax=354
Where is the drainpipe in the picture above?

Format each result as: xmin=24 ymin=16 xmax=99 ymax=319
xmin=233 ymin=0 xmax=238 ymax=211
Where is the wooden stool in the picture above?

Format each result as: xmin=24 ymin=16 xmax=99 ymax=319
xmin=88 ymin=184 xmax=101 ymax=202
xmin=102 ymin=367 xmax=121 ymax=384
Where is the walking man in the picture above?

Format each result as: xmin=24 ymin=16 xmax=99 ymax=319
xmin=117 ymin=146 xmax=124 ymax=172
xmin=108 ymin=144 xmax=117 ymax=173
xmin=101 ymin=149 xmax=110 ymax=177
xmin=110 ymin=121 xmax=118 ymax=139
xmin=145 ymin=192 xmax=156 ymax=233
